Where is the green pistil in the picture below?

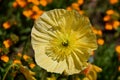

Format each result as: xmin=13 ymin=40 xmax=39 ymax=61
xmin=62 ymin=40 xmax=69 ymax=47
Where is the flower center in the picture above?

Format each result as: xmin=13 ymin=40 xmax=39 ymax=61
xmin=45 ymin=30 xmax=80 ymax=62
xmin=62 ymin=40 xmax=69 ymax=47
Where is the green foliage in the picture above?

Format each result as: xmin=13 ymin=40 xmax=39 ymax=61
xmin=95 ymin=43 xmax=119 ymax=80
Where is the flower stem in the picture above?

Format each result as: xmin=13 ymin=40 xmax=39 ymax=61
xmin=2 ymin=64 xmax=14 ymax=80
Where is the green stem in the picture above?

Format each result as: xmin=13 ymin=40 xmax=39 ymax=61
xmin=2 ymin=64 xmax=14 ymax=80
xmin=22 ymin=35 xmax=30 ymax=55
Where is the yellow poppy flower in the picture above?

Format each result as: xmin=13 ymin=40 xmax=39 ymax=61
xmin=31 ymin=9 xmax=97 ymax=75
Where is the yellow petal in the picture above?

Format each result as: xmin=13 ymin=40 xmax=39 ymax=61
xmin=83 ymin=77 xmax=89 ymax=80
xmin=19 ymin=66 xmax=36 ymax=80
xmin=88 ymin=70 xmax=97 ymax=80
xmin=93 ymin=65 xmax=102 ymax=72
xmin=64 ymin=55 xmax=81 ymax=75
xmin=58 ymin=10 xmax=97 ymax=50
xmin=87 ymin=74 xmax=93 ymax=80
xmin=34 ymin=45 xmax=67 ymax=74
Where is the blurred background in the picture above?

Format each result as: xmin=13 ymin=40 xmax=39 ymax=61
xmin=0 ymin=0 xmax=120 ymax=80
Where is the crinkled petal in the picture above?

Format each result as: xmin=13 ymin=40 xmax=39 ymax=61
xmin=34 ymin=45 xmax=67 ymax=74
xmin=57 ymin=10 xmax=97 ymax=50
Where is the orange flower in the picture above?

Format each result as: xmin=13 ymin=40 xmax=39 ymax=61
xmin=32 ymin=5 xmax=40 ymax=12
xmin=106 ymin=9 xmax=114 ymax=15
xmin=66 ymin=7 xmax=72 ymax=11
xmin=92 ymin=28 xmax=98 ymax=35
xmin=103 ymin=15 xmax=111 ymax=21
xmin=79 ymin=10 xmax=84 ymax=15
xmin=23 ymin=54 xmax=30 ymax=61
xmin=37 ymin=10 xmax=44 ymax=15
xmin=97 ymin=30 xmax=102 ymax=36
xmin=32 ymin=0 xmax=40 ymax=5
xmin=105 ymin=23 xmax=113 ymax=30
xmin=77 ymin=0 xmax=84 ymax=5
xmin=3 ymin=39 xmax=12 ymax=48
xmin=3 ymin=21 xmax=11 ymax=29
xmin=23 ymin=9 xmax=33 ymax=18
xmin=97 ymin=38 xmax=104 ymax=45
xmin=17 ymin=52 xmax=22 ymax=57
xmin=92 ymin=28 xmax=102 ymax=36
xmin=71 ymin=2 xmax=80 ymax=10
xmin=1 ymin=55 xmax=9 ymax=62
xmin=113 ymin=20 xmax=120 ymax=29
xmin=46 ymin=0 xmax=52 ymax=3
xmin=29 ymin=63 xmax=36 ymax=69
xmin=115 ymin=45 xmax=120 ymax=54
xmin=16 ymin=0 xmax=26 ymax=8
xmin=13 ymin=59 xmax=21 ymax=64
xmin=32 ymin=14 xmax=40 ymax=20
xmin=27 ymin=0 xmax=32 ymax=2
xmin=39 ymin=0 xmax=47 ymax=6
xmin=109 ymin=0 xmax=119 ymax=4
xmin=12 ymin=1 xmax=18 ymax=8
xmin=118 ymin=66 xmax=120 ymax=71
xmin=32 ymin=10 xmax=43 ymax=20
